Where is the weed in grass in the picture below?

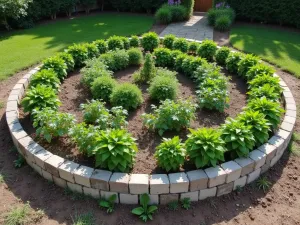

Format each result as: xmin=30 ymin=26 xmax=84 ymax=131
xmin=3 ymin=202 xmax=44 ymax=225
xmin=72 ymin=212 xmax=95 ymax=225
xmin=168 ymin=201 xmax=179 ymax=211
xmin=181 ymin=198 xmax=191 ymax=210
xmin=256 ymin=177 xmax=271 ymax=192
xmin=14 ymin=155 xmax=26 ymax=168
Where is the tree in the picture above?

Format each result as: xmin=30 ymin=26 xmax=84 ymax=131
xmin=79 ymin=0 xmax=97 ymax=14
xmin=60 ymin=0 xmax=78 ymax=17
xmin=0 ymin=0 xmax=32 ymax=30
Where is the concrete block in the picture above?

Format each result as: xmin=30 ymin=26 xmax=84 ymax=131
xmin=260 ymin=163 xmax=270 ymax=174
xmin=150 ymin=174 xmax=169 ymax=194
xmin=169 ymin=172 xmax=189 ymax=193
xmin=186 ymin=170 xmax=208 ymax=191
xmin=268 ymin=136 xmax=285 ymax=154
xmin=139 ymin=194 xmax=159 ymax=205
xmin=109 ymin=173 xmax=130 ymax=193
xmin=83 ymin=187 xmax=100 ymax=199
xmin=233 ymin=176 xmax=247 ymax=190
xmin=12 ymin=83 xmax=24 ymax=91
xmin=284 ymin=97 xmax=296 ymax=105
xmin=286 ymin=109 xmax=296 ymax=118
xmin=101 ymin=191 xmax=119 ymax=203
xmin=276 ymin=129 xmax=291 ymax=140
xmin=17 ymin=136 xmax=34 ymax=156
xmin=90 ymin=169 xmax=112 ymax=191
xmin=44 ymin=155 xmax=65 ymax=176
xmin=199 ymin=187 xmax=217 ymax=200
xmin=119 ymin=193 xmax=138 ymax=204
xmin=280 ymin=122 xmax=294 ymax=132
xmin=180 ymin=191 xmax=199 ymax=202
xmin=217 ymin=182 xmax=234 ymax=196
xmin=283 ymin=115 xmax=296 ymax=125
xmin=31 ymin=163 xmax=42 ymax=176
xmin=53 ymin=176 xmax=67 ymax=188
xmin=6 ymin=100 xmax=18 ymax=112
xmin=258 ymin=143 xmax=277 ymax=165
xmin=286 ymin=103 xmax=297 ymax=111
xmin=42 ymin=169 xmax=53 ymax=182
xmin=34 ymin=149 xmax=53 ymax=169
xmin=247 ymin=168 xmax=261 ymax=184
xmin=235 ymin=157 xmax=255 ymax=176
xmin=160 ymin=194 xmax=179 ymax=205
xmin=220 ymin=161 xmax=242 ymax=183
xmin=74 ymin=165 xmax=94 ymax=187
xmin=129 ymin=174 xmax=149 ymax=194
xmin=67 ymin=182 xmax=83 ymax=193
xmin=270 ymin=154 xmax=281 ymax=167
xmin=58 ymin=161 xmax=80 ymax=183
xmin=204 ymin=166 xmax=226 ymax=187
xmin=26 ymin=143 xmax=44 ymax=163
xmin=249 ymin=150 xmax=266 ymax=170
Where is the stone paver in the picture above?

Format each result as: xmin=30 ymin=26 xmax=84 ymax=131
xmin=160 ymin=13 xmax=213 ymax=41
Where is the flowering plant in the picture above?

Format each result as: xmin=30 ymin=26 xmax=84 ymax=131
xmin=215 ymin=2 xmax=230 ymax=8
xmin=168 ymin=0 xmax=181 ymax=5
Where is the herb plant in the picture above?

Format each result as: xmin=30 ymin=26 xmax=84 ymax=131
xmin=93 ymin=39 xmax=108 ymax=54
xmin=99 ymin=194 xmax=117 ymax=214
xmin=248 ymin=83 xmax=281 ymax=101
xmin=248 ymin=74 xmax=282 ymax=93
xmin=163 ymin=34 xmax=176 ymax=49
xmin=181 ymin=198 xmax=191 ymax=210
xmin=42 ymin=56 xmax=67 ymax=80
xmin=67 ymin=44 xmax=89 ymax=67
xmin=245 ymin=63 xmax=275 ymax=80
xmin=132 ymin=194 xmax=158 ymax=222
xmin=83 ymin=42 xmax=99 ymax=59
xmin=127 ymin=48 xmax=143 ymax=65
xmin=56 ymin=52 xmax=75 ymax=72
xmin=188 ymin=42 xmax=200 ymax=54
xmin=141 ymin=32 xmax=159 ymax=52
xmin=173 ymin=38 xmax=188 ymax=52
xmin=154 ymin=47 xmax=172 ymax=68
xmin=107 ymin=35 xmax=124 ymax=50
xmin=99 ymin=49 xmax=129 ymax=71
xmin=133 ymin=53 xmax=156 ymax=83
xmin=197 ymin=40 xmax=217 ymax=61
xmin=129 ymin=35 xmax=140 ymax=47
xmin=14 ymin=154 xmax=25 ymax=168
xmin=238 ymin=54 xmax=260 ymax=78
xmin=29 ymin=69 xmax=60 ymax=90
xmin=215 ymin=46 xmax=230 ymax=65
xmin=225 ymin=51 xmax=244 ymax=74
xmin=91 ymin=76 xmax=117 ymax=101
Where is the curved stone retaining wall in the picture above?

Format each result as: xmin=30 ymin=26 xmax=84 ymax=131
xmin=6 ymin=63 xmax=296 ymax=205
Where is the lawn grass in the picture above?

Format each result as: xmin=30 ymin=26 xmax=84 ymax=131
xmin=230 ymin=24 xmax=300 ymax=78
xmin=0 ymin=13 xmax=154 ymax=80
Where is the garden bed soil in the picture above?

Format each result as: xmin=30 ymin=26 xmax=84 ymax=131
xmin=19 ymin=66 xmax=248 ymax=174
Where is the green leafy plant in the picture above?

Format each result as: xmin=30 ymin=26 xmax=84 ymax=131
xmin=221 ymin=118 xmax=255 ymax=158
xmin=21 ymin=84 xmax=61 ymax=113
xmin=29 ymin=69 xmax=60 ymax=90
xmin=132 ymin=194 xmax=158 ymax=222
xmin=67 ymin=44 xmax=89 ymax=67
xmin=154 ymin=136 xmax=186 ymax=172
xmin=246 ymin=97 xmax=284 ymax=129
xmin=245 ymin=63 xmax=275 ymax=80
xmin=83 ymin=42 xmax=99 ymax=59
xmin=33 ymin=108 xmax=76 ymax=143
xmin=129 ymin=35 xmax=140 ymax=48
xmin=134 ymin=53 xmax=156 ymax=83
xmin=156 ymin=67 xmax=177 ymax=78
xmin=72 ymin=212 xmax=95 ymax=225
xmin=93 ymin=39 xmax=108 ymax=54
xmin=181 ymin=56 xmax=207 ymax=77
xmin=181 ymin=198 xmax=191 ymax=210
xmin=186 ymin=128 xmax=225 ymax=168
xmin=248 ymin=74 xmax=282 ymax=93
xmin=148 ymin=73 xmax=179 ymax=101
xmin=81 ymin=59 xmax=112 ymax=87
xmin=170 ymin=5 xmax=188 ymax=21
xmin=173 ymin=38 xmax=188 ymax=53
xmin=110 ymin=83 xmax=143 ymax=110
xmin=14 ymin=154 xmax=25 ymax=168
xmin=100 ymin=49 xmax=129 ymax=71
xmin=141 ymin=32 xmax=159 ymax=52
xmin=42 ymin=56 xmax=67 ymax=80
xmin=154 ymin=47 xmax=172 ymax=68
xmin=168 ymin=201 xmax=179 ymax=211
xmin=248 ymin=83 xmax=281 ymax=101
xmin=127 ymin=48 xmax=143 ymax=65
xmin=56 ymin=52 xmax=75 ymax=72
xmin=215 ymin=15 xmax=232 ymax=31
xmin=237 ymin=110 xmax=271 ymax=146
xmin=121 ymin=37 xmax=130 ymax=50
xmin=142 ymin=99 xmax=197 ymax=136
xmin=107 ymin=35 xmax=124 ymax=50
xmin=197 ymin=40 xmax=217 ymax=61
xmin=92 ymin=129 xmax=138 ymax=172
xmin=188 ymin=42 xmax=200 ymax=54
xmin=238 ymin=54 xmax=260 ymax=78
xmin=91 ymin=76 xmax=117 ymax=101
xmin=99 ymin=194 xmax=117 ymax=214
xmin=174 ymin=52 xmax=188 ymax=72
xmin=182 ymin=0 xmax=194 ymax=18
xmin=225 ymin=51 xmax=244 ymax=74
xmin=256 ymin=176 xmax=271 ymax=192
xmin=215 ymin=46 xmax=231 ymax=65
xmin=155 ymin=6 xmax=172 ymax=24
xmin=163 ymin=34 xmax=176 ymax=49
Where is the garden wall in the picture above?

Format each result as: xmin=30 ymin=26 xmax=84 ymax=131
xmin=6 ymin=47 xmax=296 ymax=205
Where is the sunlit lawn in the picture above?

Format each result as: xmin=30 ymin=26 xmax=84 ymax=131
xmin=0 ymin=13 xmax=154 ymax=80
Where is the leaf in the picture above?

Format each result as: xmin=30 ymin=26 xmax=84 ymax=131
xmin=131 ymin=207 xmax=144 ymax=215
xmin=147 ymin=205 xmax=158 ymax=213
xmin=99 ymin=200 xmax=110 ymax=208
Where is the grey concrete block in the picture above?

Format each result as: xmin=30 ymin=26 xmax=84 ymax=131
xmin=119 ymin=193 xmax=138 ymax=204
xmin=205 ymin=166 xmax=226 ymax=187
xmin=34 ymin=149 xmax=53 ymax=169
xmin=199 ymin=187 xmax=217 ymax=200
xmin=186 ymin=169 xmax=208 ymax=191
xmin=101 ymin=191 xmax=119 ymax=203
xmin=160 ymin=194 xmax=179 ymax=205
xmin=220 ymin=161 xmax=242 ymax=183
xmin=249 ymin=150 xmax=266 ymax=170
xmin=150 ymin=174 xmax=169 ymax=194
xmin=44 ymin=155 xmax=65 ymax=176
xmin=90 ymin=169 xmax=112 ymax=191
xmin=217 ymin=182 xmax=234 ymax=196
xmin=180 ymin=191 xmax=199 ymax=201
xmin=129 ymin=174 xmax=149 ymax=194
xmin=58 ymin=161 xmax=80 ymax=183
xmin=109 ymin=173 xmax=130 ymax=193
xmin=67 ymin=182 xmax=83 ymax=193
xmin=74 ymin=165 xmax=94 ymax=187
xmin=233 ymin=176 xmax=247 ymax=190
xmin=247 ymin=168 xmax=261 ymax=184
xmin=83 ymin=187 xmax=100 ymax=199
xmin=235 ymin=157 xmax=255 ymax=176
xmin=169 ymin=172 xmax=189 ymax=193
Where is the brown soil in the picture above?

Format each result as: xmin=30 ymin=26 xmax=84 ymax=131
xmin=19 ymin=66 xmax=247 ymax=174
xmin=213 ymin=30 xmax=230 ymax=46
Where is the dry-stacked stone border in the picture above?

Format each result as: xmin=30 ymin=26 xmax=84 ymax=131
xmin=6 ymin=48 xmax=296 ymax=205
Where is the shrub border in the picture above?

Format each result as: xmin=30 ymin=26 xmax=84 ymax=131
xmin=6 ymin=43 xmax=296 ymax=205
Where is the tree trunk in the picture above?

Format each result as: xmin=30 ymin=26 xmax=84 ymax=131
xmin=2 ymin=17 xmax=11 ymax=30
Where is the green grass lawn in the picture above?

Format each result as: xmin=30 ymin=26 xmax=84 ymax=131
xmin=0 ymin=13 xmax=154 ymax=80
xmin=230 ymin=24 xmax=300 ymax=78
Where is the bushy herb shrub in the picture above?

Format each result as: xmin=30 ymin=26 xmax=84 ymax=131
xmin=163 ymin=34 xmax=176 ymax=49
xmin=246 ymin=63 xmax=275 ymax=81
xmin=192 ymin=62 xmax=217 ymax=84
xmin=134 ymin=53 xmax=156 ymax=83
xmin=188 ymin=42 xmax=200 ymax=54
xmin=170 ymin=5 xmax=188 ymax=21
xmin=141 ymin=32 xmax=159 ymax=52
xmin=238 ymin=110 xmax=270 ymax=146
xmin=182 ymin=56 xmax=207 ymax=77
xmin=154 ymin=136 xmax=186 ymax=172
xmin=154 ymin=47 xmax=172 ymax=68
xmin=197 ymin=40 xmax=217 ymax=61
xmin=33 ymin=108 xmax=76 ymax=143
xmin=56 ymin=52 xmax=75 ymax=72
xmin=155 ymin=4 xmax=188 ymax=24
xmin=128 ymin=48 xmax=143 ymax=65
xmin=238 ymin=54 xmax=260 ymax=78
xmin=21 ymin=84 xmax=61 ymax=113
xmin=225 ymin=51 xmax=244 ymax=74
xmin=173 ymin=38 xmax=188 ymax=53
xmin=67 ymin=44 xmax=89 ymax=68
xmin=121 ymin=37 xmax=130 ymax=50
xmin=215 ymin=15 xmax=232 ymax=31
xmin=156 ymin=67 xmax=177 ymax=78
xmin=148 ymin=74 xmax=179 ymax=101
xmin=30 ymin=69 xmax=60 ymax=91
xmin=99 ymin=49 xmax=129 ymax=71
xmin=110 ymin=83 xmax=143 ymax=110
xmin=207 ymin=7 xmax=235 ymax=31
xmin=248 ymin=74 xmax=282 ymax=93
xmin=221 ymin=118 xmax=255 ymax=158
xmin=248 ymin=84 xmax=281 ymax=101
xmin=42 ymin=56 xmax=67 ymax=80
xmin=81 ymin=59 xmax=112 ymax=87
xmin=155 ymin=6 xmax=172 ymax=24
xmin=247 ymin=97 xmax=284 ymax=129
xmin=92 ymin=129 xmax=138 ymax=172
xmin=170 ymin=50 xmax=183 ymax=68
xmin=142 ymin=99 xmax=197 ymax=136
xmin=185 ymin=128 xmax=225 ymax=168
xmin=182 ymin=0 xmax=194 ymax=18
xmin=130 ymin=35 xmax=140 ymax=48
xmin=174 ymin=52 xmax=188 ymax=72
xmin=84 ymin=42 xmax=99 ymax=59
xmin=215 ymin=46 xmax=230 ymax=65
xmin=107 ymin=35 xmax=124 ymax=50
xmin=91 ymin=76 xmax=117 ymax=101
xmin=93 ymin=39 xmax=108 ymax=54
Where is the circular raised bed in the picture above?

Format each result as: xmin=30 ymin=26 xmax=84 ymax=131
xmin=6 ymin=38 xmax=296 ymax=205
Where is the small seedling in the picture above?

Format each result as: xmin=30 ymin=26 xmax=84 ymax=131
xmin=72 ymin=212 xmax=95 ymax=225
xmin=99 ymin=194 xmax=117 ymax=213
xmin=131 ymin=193 xmax=158 ymax=222
xmin=168 ymin=201 xmax=179 ymax=211
xmin=235 ymin=185 xmax=243 ymax=193
xmin=14 ymin=155 xmax=25 ymax=168
xmin=9 ymin=147 xmax=17 ymax=153
xmin=256 ymin=177 xmax=271 ymax=192
xmin=181 ymin=198 xmax=191 ymax=210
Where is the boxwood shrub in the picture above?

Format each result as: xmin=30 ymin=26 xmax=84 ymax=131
xmin=173 ymin=38 xmax=189 ymax=53
xmin=154 ymin=47 xmax=172 ymax=68
xmin=128 ymin=48 xmax=143 ymax=66
xmin=197 ymin=40 xmax=217 ymax=61
xmin=91 ymin=76 xmax=117 ymax=101
xmin=67 ymin=44 xmax=89 ymax=68
xmin=163 ymin=34 xmax=176 ymax=49
xmin=141 ymin=32 xmax=160 ymax=52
